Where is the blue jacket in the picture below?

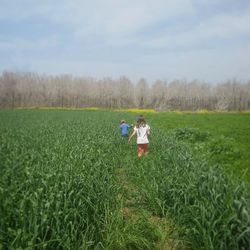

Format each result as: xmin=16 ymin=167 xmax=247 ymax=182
xmin=120 ymin=123 xmax=130 ymax=136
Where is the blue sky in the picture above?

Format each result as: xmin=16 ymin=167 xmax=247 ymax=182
xmin=0 ymin=0 xmax=250 ymax=84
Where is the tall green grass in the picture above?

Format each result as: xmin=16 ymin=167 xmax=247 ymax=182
xmin=146 ymin=112 xmax=250 ymax=185
xmin=126 ymin=128 xmax=250 ymax=249
xmin=0 ymin=111 xmax=121 ymax=248
xmin=0 ymin=110 xmax=249 ymax=249
xmin=1 ymin=110 xmax=166 ymax=249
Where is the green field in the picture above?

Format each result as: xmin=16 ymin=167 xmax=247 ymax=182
xmin=146 ymin=112 xmax=250 ymax=185
xmin=0 ymin=109 xmax=249 ymax=249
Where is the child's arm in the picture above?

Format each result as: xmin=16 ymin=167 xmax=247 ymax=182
xmin=128 ymin=130 xmax=136 ymax=143
xmin=127 ymin=123 xmax=133 ymax=128
xmin=146 ymin=126 xmax=151 ymax=137
xmin=147 ymin=128 xmax=151 ymax=135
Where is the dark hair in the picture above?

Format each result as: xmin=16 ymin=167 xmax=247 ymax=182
xmin=136 ymin=116 xmax=146 ymax=128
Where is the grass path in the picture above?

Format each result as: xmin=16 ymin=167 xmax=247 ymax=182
xmin=115 ymin=144 xmax=185 ymax=250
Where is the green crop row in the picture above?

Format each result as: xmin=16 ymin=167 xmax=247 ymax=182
xmin=0 ymin=110 xmax=166 ymax=249
xmin=125 ymin=129 xmax=250 ymax=250
xmin=0 ymin=109 xmax=249 ymax=249
xmin=0 ymin=111 xmax=122 ymax=249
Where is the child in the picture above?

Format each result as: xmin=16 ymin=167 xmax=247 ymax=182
xmin=128 ymin=116 xmax=151 ymax=157
xmin=120 ymin=120 xmax=132 ymax=138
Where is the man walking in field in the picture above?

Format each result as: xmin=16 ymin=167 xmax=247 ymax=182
xmin=128 ymin=116 xmax=150 ymax=157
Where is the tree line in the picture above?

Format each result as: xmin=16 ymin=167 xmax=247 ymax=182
xmin=0 ymin=71 xmax=249 ymax=111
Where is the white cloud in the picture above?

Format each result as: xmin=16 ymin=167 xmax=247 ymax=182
xmin=144 ymin=10 xmax=250 ymax=49
xmin=2 ymin=43 xmax=250 ymax=83
xmin=0 ymin=0 xmax=194 ymax=40
xmin=1 ymin=0 xmax=250 ymax=83
xmin=2 ymin=0 xmax=249 ymax=49
xmin=137 ymin=44 xmax=250 ymax=83
xmin=68 ymin=0 xmax=195 ymax=44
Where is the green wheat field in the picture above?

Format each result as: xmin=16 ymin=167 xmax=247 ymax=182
xmin=0 ymin=109 xmax=249 ymax=250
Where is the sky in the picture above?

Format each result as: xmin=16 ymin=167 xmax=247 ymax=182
xmin=0 ymin=0 xmax=250 ymax=84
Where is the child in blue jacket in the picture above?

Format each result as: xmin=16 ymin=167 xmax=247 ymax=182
xmin=120 ymin=120 xmax=133 ymax=138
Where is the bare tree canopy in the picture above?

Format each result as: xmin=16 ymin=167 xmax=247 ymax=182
xmin=0 ymin=71 xmax=249 ymax=111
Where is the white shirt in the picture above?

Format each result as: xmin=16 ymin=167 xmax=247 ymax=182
xmin=134 ymin=124 xmax=150 ymax=144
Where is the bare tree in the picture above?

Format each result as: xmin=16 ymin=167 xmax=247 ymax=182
xmin=0 ymin=71 xmax=250 ymax=111
xmin=151 ymin=80 xmax=167 ymax=110
xmin=135 ymin=78 xmax=149 ymax=108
